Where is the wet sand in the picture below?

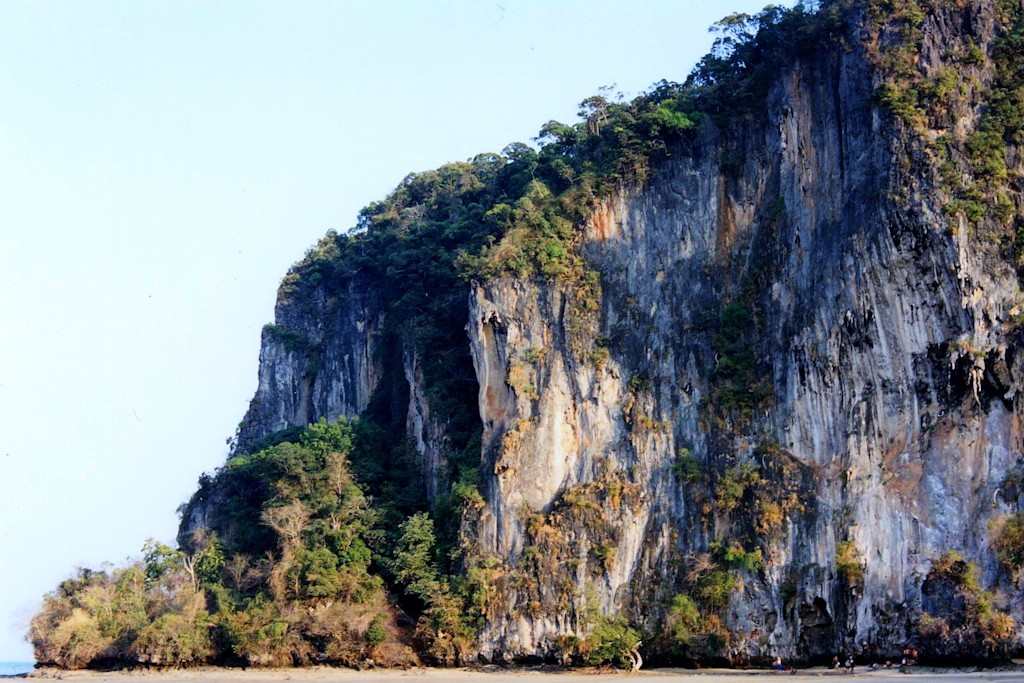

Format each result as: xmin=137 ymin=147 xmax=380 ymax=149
xmin=17 ymin=667 xmax=1024 ymax=683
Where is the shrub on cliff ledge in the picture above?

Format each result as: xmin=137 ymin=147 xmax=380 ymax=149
xmin=918 ymin=551 xmax=1017 ymax=661
xmin=714 ymin=462 xmax=761 ymax=513
xmin=835 ymin=541 xmax=864 ymax=588
xmin=672 ymin=447 xmax=703 ymax=484
xmin=665 ymin=593 xmax=731 ymax=660
xmin=989 ymin=513 xmax=1024 ymax=580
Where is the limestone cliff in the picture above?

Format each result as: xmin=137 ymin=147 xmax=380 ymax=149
xmin=181 ymin=0 xmax=1024 ymax=665
xmin=233 ymin=274 xmax=383 ymax=455
xmin=464 ymin=1 xmax=1024 ymax=660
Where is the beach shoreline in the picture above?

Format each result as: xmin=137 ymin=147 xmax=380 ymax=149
xmin=13 ymin=664 xmax=1024 ymax=682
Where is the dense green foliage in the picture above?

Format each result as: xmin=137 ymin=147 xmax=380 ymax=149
xmin=581 ymin=614 xmax=642 ymax=669
xmin=657 ymin=523 xmax=782 ymax=662
xmin=671 ymin=447 xmax=702 ymax=484
xmin=32 ymin=421 xmax=416 ymax=669
xmin=664 ymin=591 xmax=731 ymax=662
xmin=687 ymin=2 xmax=845 ymax=121
xmin=389 ymin=513 xmax=478 ymax=664
xmin=714 ymin=461 xmax=762 ymax=513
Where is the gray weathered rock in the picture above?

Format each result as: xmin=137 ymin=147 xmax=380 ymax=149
xmin=464 ymin=2 xmax=1024 ymax=661
xmin=183 ymin=0 xmax=1024 ymax=663
xmin=233 ymin=275 xmax=383 ymax=455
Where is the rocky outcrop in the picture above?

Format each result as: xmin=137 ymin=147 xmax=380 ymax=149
xmin=183 ymin=0 xmax=1024 ymax=665
xmin=405 ymin=348 xmax=450 ymax=505
xmin=184 ymin=263 xmax=454 ymax=544
xmin=233 ymin=275 xmax=383 ymax=455
xmin=464 ymin=2 xmax=1024 ymax=662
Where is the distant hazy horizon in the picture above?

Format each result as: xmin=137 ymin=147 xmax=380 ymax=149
xmin=0 ymin=662 xmax=34 ymax=676
xmin=0 ymin=0 xmax=791 ymax=660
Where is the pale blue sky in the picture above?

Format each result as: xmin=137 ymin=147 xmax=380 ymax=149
xmin=0 ymin=0 xmax=780 ymax=660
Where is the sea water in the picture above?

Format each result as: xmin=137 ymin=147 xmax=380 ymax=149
xmin=0 ymin=662 xmax=33 ymax=676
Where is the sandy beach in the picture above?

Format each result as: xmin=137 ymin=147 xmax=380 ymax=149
xmin=16 ymin=667 xmax=1024 ymax=683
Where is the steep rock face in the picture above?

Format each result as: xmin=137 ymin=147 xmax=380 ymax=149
xmin=182 ymin=269 xmax=453 ymax=545
xmin=234 ymin=275 xmax=384 ymax=455
xmin=465 ymin=4 xmax=1024 ymax=661
xmin=404 ymin=348 xmax=451 ymax=504
xmin=180 ymin=0 xmax=1024 ymax=664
